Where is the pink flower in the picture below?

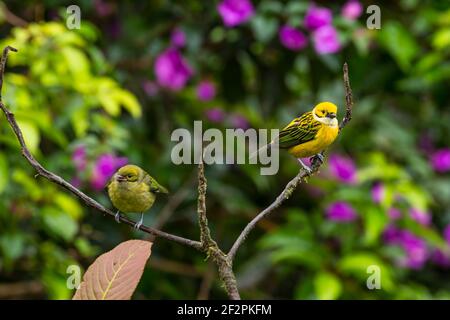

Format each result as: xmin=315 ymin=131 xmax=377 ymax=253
xmin=205 ymin=108 xmax=226 ymax=123
xmin=312 ymin=25 xmax=341 ymax=55
xmin=329 ymin=154 xmax=357 ymax=184
xmin=384 ymin=227 xmax=429 ymax=269
xmin=388 ymin=208 xmax=402 ymax=220
xmin=171 ymin=28 xmax=186 ymax=48
xmin=444 ymin=225 xmax=450 ymax=246
xmin=230 ymin=113 xmax=250 ymax=129
xmin=72 ymin=145 xmax=87 ymax=171
xmin=341 ymin=0 xmax=363 ymax=21
xmin=218 ymin=0 xmax=255 ymax=27
xmin=325 ymin=201 xmax=357 ymax=222
xmin=409 ymin=208 xmax=431 ymax=226
xmin=304 ymin=5 xmax=332 ymax=31
xmin=278 ymin=25 xmax=308 ymax=51
xmin=154 ymin=48 xmax=193 ymax=91
xmin=91 ymin=154 xmax=128 ymax=191
xmin=196 ymin=81 xmax=216 ymax=101
xmin=371 ymin=182 xmax=384 ymax=204
xmin=430 ymin=148 xmax=450 ymax=173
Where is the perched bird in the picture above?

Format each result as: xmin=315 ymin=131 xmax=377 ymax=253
xmin=255 ymin=102 xmax=339 ymax=172
xmin=107 ymin=164 xmax=168 ymax=229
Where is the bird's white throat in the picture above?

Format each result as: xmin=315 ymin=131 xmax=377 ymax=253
xmin=313 ymin=112 xmax=338 ymax=127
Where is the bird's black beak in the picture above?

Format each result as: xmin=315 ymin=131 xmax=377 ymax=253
xmin=116 ymin=175 xmax=126 ymax=182
xmin=328 ymin=112 xmax=336 ymax=119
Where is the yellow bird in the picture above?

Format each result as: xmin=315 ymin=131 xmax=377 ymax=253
xmin=272 ymin=101 xmax=339 ymax=172
xmin=107 ymin=164 xmax=168 ymax=229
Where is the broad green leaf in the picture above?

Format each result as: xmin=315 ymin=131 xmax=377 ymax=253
xmin=73 ymin=240 xmax=152 ymax=300
xmin=314 ymin=272 xmax=342 ymax=300
xmin=338 ymin=253 xmax=394 ymax=291
xmin=54 ymin=193 xmax=83 ymax=220
xmin=115 ymin=89 xmax=142 ymax=118
xmin=42 ymin=207 xmax=78 ymax=242
xmin=16 ymin=119 xmax=40 ymax=154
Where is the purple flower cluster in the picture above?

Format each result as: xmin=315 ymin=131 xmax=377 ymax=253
xmin=409 ymin=207 xmax=431 ymax=226
xmin=218 ymin=0 xmax=255 ymax=27
xmin=304 ymin=5 xmax=341 ymax=54
xmin=154 ymin=48 xmax=193 ymax=91
xmin=278 ymin=25 xmax=308 ymax=51
xmin=341 ymin=0 xmax=363 ymax=21
xmin=72 ymin=145 xmax=87 ymax=171
xmin=371 ymin=182 xmax=384 ymax=204
xmin=325 ymin=201 xmax=357 ymax=222
xmin=196 ymin=81 xmax=216 ymax=101
xmin=329 ymin=154 xmax=357 ymax=184
xmin=171 ymin=28 xmax=186 ymax=48
xmin=430 ymin=148 xmax=450 ymax=173
xmin=91 ymin=154 xmax=128 ymax=191
xmin=383 ymin=226 xmax=428 ymax=269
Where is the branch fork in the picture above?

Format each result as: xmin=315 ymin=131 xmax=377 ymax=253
xmin=0 ymin=45 xmax=354 ymax=300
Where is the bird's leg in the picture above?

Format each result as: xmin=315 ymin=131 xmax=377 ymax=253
xmin=297 ymin=158 xmax=312 ymax=174
xmin=114 ymin=210 xmax=121 ymax=223
xmin=134 ymin=213 xmax=144 ymax=230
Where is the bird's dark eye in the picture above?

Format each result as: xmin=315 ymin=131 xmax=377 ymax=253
xmin=127 ymin=174 xmax=133 ymax=178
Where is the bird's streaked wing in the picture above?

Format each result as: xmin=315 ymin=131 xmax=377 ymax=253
xmin=276 ymin=112 xmax=320 ymax=149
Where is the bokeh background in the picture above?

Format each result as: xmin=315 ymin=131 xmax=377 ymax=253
xmin=0 ymin=0 xmax=450 ymax=299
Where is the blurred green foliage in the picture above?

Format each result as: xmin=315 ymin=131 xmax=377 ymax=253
xmin=0 ymin=0 xmax=449 ymax=299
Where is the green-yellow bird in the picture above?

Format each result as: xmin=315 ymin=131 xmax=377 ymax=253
xmin=107 ymin=164 xmax=168 ymax=229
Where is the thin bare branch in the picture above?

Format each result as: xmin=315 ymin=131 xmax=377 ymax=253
xmin=0 ymin=46 xmax=202 ymax=252
xmin=228 ymin=62 xmax=355 ymax=262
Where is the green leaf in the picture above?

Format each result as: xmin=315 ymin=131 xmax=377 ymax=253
xmin=15 ymin=120 xmax=40 ymax=154
xmin=115 ymin=89 xmax=142 ymax=118
xmin=251 ymin=15 xmax=279 ymax=43
xmin=42 ymin=207 xmax=78 ymax=242
xmin=314 ymin=272 xmax=342 ymax=300
xmin=378 ymin=22 xmax=419 ymax=71
xmin=338 ymin=253 xmax=394 ymax=291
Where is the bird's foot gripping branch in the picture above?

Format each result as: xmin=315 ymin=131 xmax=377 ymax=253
xmin=0 ymin=45 xmax=353 ymax=300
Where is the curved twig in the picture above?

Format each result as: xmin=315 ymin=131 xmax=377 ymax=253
xmin=227 ymin=62 xmax=354 ymax=262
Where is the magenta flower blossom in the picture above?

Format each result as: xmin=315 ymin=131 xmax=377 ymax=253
xmin=313 ymin=25 xmax=341 ymax=55
xmin=205 ymin=108 xmax=226 ymax=123
xmin=304 ymin=5 xmax=332 ymax=30
xmin=371 ymin=182 xmax=385 ymax=204
xmin=388 ymin=207 xmax=402 ymax=220
xmin=329 ymin=154 xmax=357 ymax=184
xmin=154 ymin=48 xmax=193 ymax=91
xmin=278 ymin=25 xmax=308 ymax=51
xmin=72 ymin=145 xmax=87 ymax=171
xmin=230 ymin=113 xmax=250 ymax=129
xmin=444 ymin=224 xmax=450 ymax=246
xmin=217 ymin=0 xmax=255 ymax=27
xmin=410 ymin=208 xmax=431 ymax=226
xmin=197 ymin=81 xmax=216 ymax=101
xmin=142 ymin=80 xmax=159 ymax=97
xmin=325 ymin=201 xmax=357 ymax=222
xmin=91 ymin=154 xmax=128 ymax=191
xmin=171 ymin=28 xmax=186 ymax=48
xmin=341 ymin=0 xmax=363 ymax=20
xmin=430 ymin=148 xmax=450 ymax=173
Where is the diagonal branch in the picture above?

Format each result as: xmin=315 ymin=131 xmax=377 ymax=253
xmin=227 ymin=62 xmax=355 ymax=262
xmin=0 ymin=46 xmax=202 ymax=252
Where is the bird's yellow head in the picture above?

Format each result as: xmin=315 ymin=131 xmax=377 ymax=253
xmin=312 ymin=102 xmax=338 ymax=126
xmin=115 ymin=165 xmax=142 ymax=183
